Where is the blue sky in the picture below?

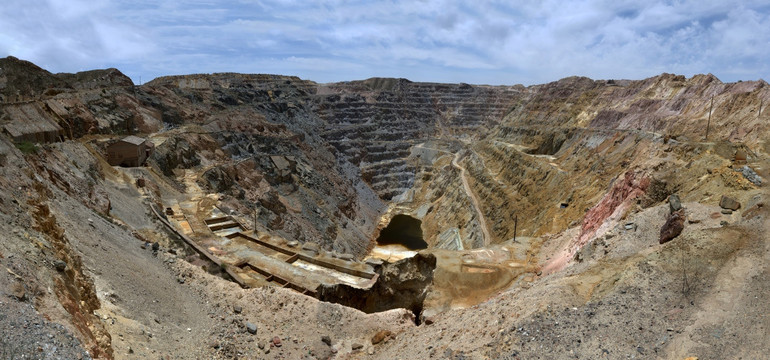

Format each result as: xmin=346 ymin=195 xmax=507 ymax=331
xmin=1 ymin=0 xmax=769 ymax=85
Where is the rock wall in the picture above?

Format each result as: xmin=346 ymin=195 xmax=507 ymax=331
xmin=315 ymin=79 xmax=521 ymax=200
xmin=317 ymin=253 xmax=436 ymax=320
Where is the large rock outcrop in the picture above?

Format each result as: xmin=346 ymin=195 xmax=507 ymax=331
xmin=317 ymin=253 xmax=437 ymax=320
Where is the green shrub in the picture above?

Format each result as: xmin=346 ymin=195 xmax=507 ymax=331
xmin=14 ymin=141 xmax=38 ymax=154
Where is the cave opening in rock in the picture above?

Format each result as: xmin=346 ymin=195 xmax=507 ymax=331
xmin=376 ymin=214 xmax=428 ymax=250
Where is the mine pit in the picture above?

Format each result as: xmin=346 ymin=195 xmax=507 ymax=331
xmin=4 ymin=56 xmax=767 ymax=359
xmin=368 ymin=214 xmax=427 ymax=262
xmin=375 ymin=214 xmax=427 ymax=250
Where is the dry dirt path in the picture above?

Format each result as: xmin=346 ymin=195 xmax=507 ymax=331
xmin=413 ymin=142 xmax=495 ymax=247
xmin=452 ymin=151 xmax=493 ymax=247
xmin=493 ymin=140 xmax=565 ymax=172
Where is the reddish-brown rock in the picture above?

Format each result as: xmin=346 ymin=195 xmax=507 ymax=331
xmin=578 ymin=171 xmax=650 ymax=247
xmin=719 ymin=195 xmax=741 ymax=211
xmin=660 ymin=209 xmax=685 ymax=244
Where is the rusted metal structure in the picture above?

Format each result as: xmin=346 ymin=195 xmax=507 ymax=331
xmin=106 ymin=135 xmax=154 ymax=167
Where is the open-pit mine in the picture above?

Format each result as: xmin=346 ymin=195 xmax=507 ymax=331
xmin=0 ymin=56 xmax=768 ymax=359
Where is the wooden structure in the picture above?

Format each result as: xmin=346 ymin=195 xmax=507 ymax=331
xmin=1 ymin=103 xmax=65 ymax=143
xmin=107 ymin=136 xmax=153 ymax=167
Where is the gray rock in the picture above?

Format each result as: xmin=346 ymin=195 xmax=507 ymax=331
xmin=736 ymin=166 xmax=762 ymax=186
xmin=246 ymin=322 xmax=257 ymax=335
xmin=302 ymin=242 xmax=320 ymax=255
xmin=233 ymin=305 xmax=242 ymax=314
xmin=721 ymin=209 xmax=733 ymax=215
xmin=54 ymin=260 xmax=67 ymax=272
xmin=321 ymin=335 xmax=332 ymax=346
xmin=352 ymin=343 xmax=364 ymax=351
xmin=668 ymin=194 xmax=682 ymax=213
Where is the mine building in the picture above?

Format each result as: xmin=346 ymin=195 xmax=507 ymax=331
xmin=107 ymin=135 xmax=154 ymax=167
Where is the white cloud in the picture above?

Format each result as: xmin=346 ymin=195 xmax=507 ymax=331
xmin=0 ymin=0 xmax=768 ymax=84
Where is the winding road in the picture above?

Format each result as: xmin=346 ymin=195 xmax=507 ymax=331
xmin=452 ymin=151 xmax=493 ymax=247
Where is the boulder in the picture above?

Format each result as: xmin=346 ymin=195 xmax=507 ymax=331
xmin=660 ymin=209 xmax=685 ymax=244
xmin=719 ymin=196 xmax=741 ymax=211
xmin=321 ymin=335 xmax=332 ymax=346
xmin=54 ymin=260 xmax=67 ymax=272
xmin=668 ymin=194 xmax=682 ymax=213
xmin=371 ymin=330 xmax=393 ymax=345
xmin=302 ymin=242 xmax=320 ymax=255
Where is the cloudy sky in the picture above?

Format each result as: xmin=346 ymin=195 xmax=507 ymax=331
xmin=1 ymin=0 xmax=769 ymax=85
